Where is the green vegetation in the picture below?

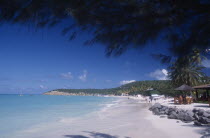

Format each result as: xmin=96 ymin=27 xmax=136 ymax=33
xmin=55 ymin=88 xmax=121 ymax=96
xmin=119 ymin=80 xmax=176 ymax=96
xmin=52 ymin=80 xmax=178 ymax=96
xmin=168 ymin=49 xmax=207 ymax=87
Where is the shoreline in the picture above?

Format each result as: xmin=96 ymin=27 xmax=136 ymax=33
xmin=12 ymin=97 xmax=208 ymax=138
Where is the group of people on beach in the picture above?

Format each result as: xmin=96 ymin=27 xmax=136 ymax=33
xmin=145 ymin=96 xmax=157 ymax=103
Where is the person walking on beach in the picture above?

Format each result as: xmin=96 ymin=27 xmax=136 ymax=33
xmin=145 ymin=98 xmax=148 ymax=103
xmin=149 ymin=96 xmax=153 ymax=103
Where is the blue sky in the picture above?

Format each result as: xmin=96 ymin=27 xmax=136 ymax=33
xmin=0 ymin=24 xmax=209 ymax=94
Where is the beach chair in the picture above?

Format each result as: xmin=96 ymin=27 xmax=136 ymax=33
xmin=186 ymin=97 xmax=192 ymax=104
xmin=190 ymin=97 xmax=193 ymax=104
xmin=174 ymin=97 xmax=179 ymax=104
xmin=178 ymin=96 xmax=183 ymax=104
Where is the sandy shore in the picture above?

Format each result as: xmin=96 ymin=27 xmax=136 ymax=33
xmin=13 ymin=98 xmax=208 ymax=138
xmin=145 ymin=108 xmax=208 ymax=138
xmin=159 ymin=98 xmax=210 ymax=111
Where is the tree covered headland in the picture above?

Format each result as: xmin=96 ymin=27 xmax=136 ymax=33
xmin=53 ymin=80 xmax=178 ymax=97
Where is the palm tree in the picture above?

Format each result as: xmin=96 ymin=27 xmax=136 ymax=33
xmin=168 ymin=53 xmax=206 ymax=87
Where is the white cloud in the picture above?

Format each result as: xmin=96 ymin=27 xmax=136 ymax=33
xmin=149 ymin=69 xmax=169 ymax=80
xmin=78 ymin=70 xmax=88 ymax=81
xmin=60 ymin=72 xmax=73 ymax=79
xmin=39 ymin=85 xmax=48 ymax=89
xmin=202 ymin=59 xmax=210 ymax=68
xmin=120 ymin=80 xmax=136 ymax=85
xmin=162 ymin=69 xmax=168 ymax=76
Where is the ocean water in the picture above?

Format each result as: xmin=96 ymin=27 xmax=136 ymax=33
xmin=0 ymin=95 xmax=118 ymax=137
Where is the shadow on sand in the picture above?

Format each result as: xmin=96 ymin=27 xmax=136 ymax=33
xmin=193 ymin=105 xmax=209 ymax=108
xmin=64 ymin=135 xmax=89 ymax=138
xmin=195 ymin=127 xmax=210 ymax=138
xmin=64 ymin=131 xmax=131 ymax=138
xmin=167 ymin=103 xmax=178 ymax=105
xmin=181 ymin=123 xmax=210 ymax=138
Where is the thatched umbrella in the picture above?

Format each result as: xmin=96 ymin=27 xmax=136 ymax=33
xmin=175 ymin=84 xmax=194 ymax=104
xmin=175 ymin=84 xmax=194 ymax=91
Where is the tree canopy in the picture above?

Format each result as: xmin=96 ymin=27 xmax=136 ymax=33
xmin=168 ymin=57 xmax=206 ymax=87
xmin=0 ymin=0 xmax=209 ymax=56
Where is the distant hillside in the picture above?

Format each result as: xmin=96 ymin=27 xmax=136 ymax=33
xmin=44 ymin=80 xmax=176 ymax=96
xmin=119 ymin=80 xmax=176 ymax=96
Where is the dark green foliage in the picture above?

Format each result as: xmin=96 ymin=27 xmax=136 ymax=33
xmin=120 ymin=80 xmax=177 ymax=96
xmin=168 ymin=49 xmax=207 ymax=87
xmin=1 ymin=1 xmax=209 ymax=93
xmin=55 ymin=88 xmax=122 ymax=95
xmin=0 ymin=0 xmax=209 ymax=56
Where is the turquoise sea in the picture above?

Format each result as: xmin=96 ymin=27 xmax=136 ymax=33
xmin=0 ymin=95 xmax=117 ymax=137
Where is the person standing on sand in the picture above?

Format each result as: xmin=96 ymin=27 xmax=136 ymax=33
xmin=145 ymin=98 xmax=148 ymax=103
xmin=149 ymin=96 xmax=153 ymax=103
xmin=154 ymin=98 xmax=157 ymax=102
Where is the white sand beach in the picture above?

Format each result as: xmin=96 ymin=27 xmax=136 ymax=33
xmin=14 ymin=98 xmax=209 ymax=138
xmin=160 ymin=98 xmax=210 ymax=111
